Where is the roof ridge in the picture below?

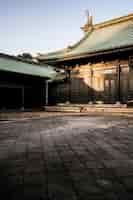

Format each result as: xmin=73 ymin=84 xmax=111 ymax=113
xmin=94 ymin=13 xmax=133 ymax=29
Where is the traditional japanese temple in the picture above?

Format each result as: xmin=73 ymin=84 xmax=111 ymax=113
xmin=0 ymin=53 xmax=66 ymax=110
xmin=37 ymin=13 xmax=133 ymax=105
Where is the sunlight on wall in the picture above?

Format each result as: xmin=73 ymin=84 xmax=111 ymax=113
xmin=70 ymin=63 xmax=125 ymax=93
xmin=76 ymin=64 xmax=105 ymax=92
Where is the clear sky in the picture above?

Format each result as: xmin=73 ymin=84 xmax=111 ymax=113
xmin=0 ymin=0 xmax=132 ymax=55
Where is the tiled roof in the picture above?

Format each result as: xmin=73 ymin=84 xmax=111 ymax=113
xmin=38 ymin=13 xmax=133 ymax=61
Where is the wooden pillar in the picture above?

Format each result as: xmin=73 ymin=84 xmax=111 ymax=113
xmin=45 ymin=80 xmax=49 ymax=105
xmin=68 ymin=69 xmax=71 ymax=103
xmin=90 ymin=67 xmax=94 ymax=102
xmin=117 ymin=62 xmax=121 ymax=103
xmin=42 ymin=84 xmax=45 ymax=106
xmin=21 ymin=86 xmax=24 ymax=111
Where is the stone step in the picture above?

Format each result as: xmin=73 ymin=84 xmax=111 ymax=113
xmin=44 ymin=105 xmax=133 ymax=116
xmin=57 ymin=103 xmax=127 ymax=108
xmin=44 ymin=106 xmax=81 ymax=112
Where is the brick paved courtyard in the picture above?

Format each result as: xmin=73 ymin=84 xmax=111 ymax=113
xmin=0 ymin=115 xmax=133 ymax=200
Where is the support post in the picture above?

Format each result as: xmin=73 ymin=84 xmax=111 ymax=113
xmin=90 ymin=67 xmax=94 ymax=103
xmin=21 ymin=86 xmax=24 ymax=111
xmin=117 ymin=62 xmax=121 ymax=103
xmin=68 ymin=69 xmax=71 ymax=103
xmin=45 ymin=80 xmax=49 ymax=105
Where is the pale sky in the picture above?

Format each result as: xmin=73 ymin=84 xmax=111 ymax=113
xmin=0 ymin=0 xmax=133 ymax=55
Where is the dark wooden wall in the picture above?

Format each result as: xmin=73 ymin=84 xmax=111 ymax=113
xmin=48 ymin=58 xmax=133 ymax=105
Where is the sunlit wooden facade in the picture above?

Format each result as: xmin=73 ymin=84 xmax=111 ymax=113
xmin=37 ymin=14 xmax=133 ymax=105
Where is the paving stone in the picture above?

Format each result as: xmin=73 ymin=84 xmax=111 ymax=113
xmin=74 ymin=179 xmax=104 ymax=197
xmin=48 ymin=183 xmax=77 ymax=200
xmin=85 ymin=160 xmax=104 ymax=169
xmin=23 ymin=172 xmax=45 ymax=185
xmin=69 ymin=169 xmax=94 ymax=182
xmin=120 ymin=176 xmax=133 ymax=191
xmin=7 ymin=174 xmax=23 ymax=187
xmin=103 ymin=160 xmax=133 ymax=177
xmin=1 ymin=115 xmax=133 ymax=199
xmin=10 ymin=188 xmax=24 ymax=200
xmin=24 ymin=161 xmax=44 ymax=174
xmin=96 ymin=178 xmax=125 ymax=193
xmin=23 ymin=185 xmax=46 ymax=200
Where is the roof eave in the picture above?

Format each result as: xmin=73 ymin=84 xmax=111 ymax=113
xmin=40 ymin=44 xmax=133 ymax=64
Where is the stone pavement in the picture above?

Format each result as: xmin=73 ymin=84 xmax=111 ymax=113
xmin=0 ymin=115 xmax=133 ymax=200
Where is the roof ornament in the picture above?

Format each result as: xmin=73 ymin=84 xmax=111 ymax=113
xmin=81 ymin=10 xmax=93 ymax=33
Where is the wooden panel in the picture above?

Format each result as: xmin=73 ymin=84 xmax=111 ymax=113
xmin=70 ymin=78 xmax=89 ymax=103
xmin=128 ymin=72 xmax=133 ymax=101
xmin=49 ymin=82 xmax=69 ymax=104
xmin=104 ymin=75 xmax=117 ymax=103
xmin=70 ymin=78 xmax=80 ymax=103
xmin=120 ymin=74 xmax=128 ymax=103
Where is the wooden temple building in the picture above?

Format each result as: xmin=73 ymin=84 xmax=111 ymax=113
xmin=0 ymin=53 xmax=66 ymax=110
xmin=37 ymin=13 xmax=133 ymax=106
